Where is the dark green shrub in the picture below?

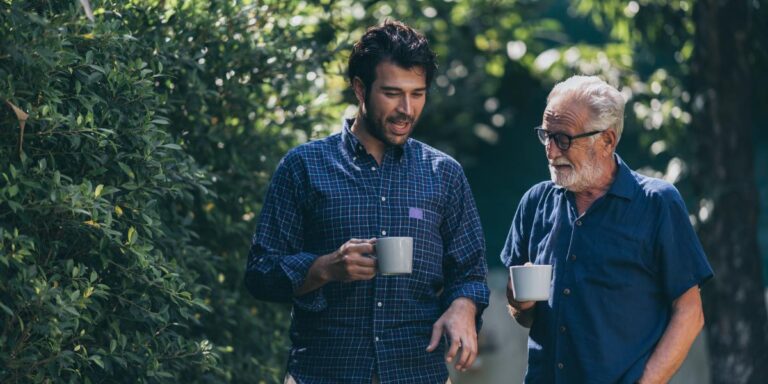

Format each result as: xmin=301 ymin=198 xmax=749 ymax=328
xmin=1 ymin=1 xmax=338 ymax=382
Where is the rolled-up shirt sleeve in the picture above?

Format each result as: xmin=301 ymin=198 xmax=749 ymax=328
xmin=439 ymin=165 xmax=490 ymax=328
xmin=654 ymin=187 xmax=714 ymax=302
xmin=244 ymin=152 xmax=327 ymax=312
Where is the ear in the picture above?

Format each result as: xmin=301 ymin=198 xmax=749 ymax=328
xmin=352 ymin=77 xmax=366 ymax=105
xmin=601 ymin=128 xmax=618 ymax=154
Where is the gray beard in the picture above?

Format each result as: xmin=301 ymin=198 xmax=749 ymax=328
xmin=550 ymin=148 xmax=608 ymax=192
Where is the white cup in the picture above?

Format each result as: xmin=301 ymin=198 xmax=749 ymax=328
xmin=510 ymin=264 xmax=553 ymax=302
xmin=375 ymin=237 xmax=413 ymax=275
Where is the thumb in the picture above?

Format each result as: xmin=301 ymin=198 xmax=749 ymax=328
xmin=524 ymin=261 xmax=533 ymax=266
xmin=426 ymin=321 xmax=444 ymax=352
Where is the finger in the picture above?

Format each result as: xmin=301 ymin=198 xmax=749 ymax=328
xmin=445 ymin=333 xmax=461 ymax=363
xmin=343 ymin=252 xmax=377 ymax=268
xmin=456 ymin=337 xmax=476 ymax=371
xmin=465 ymin=337 xmax=478 ymax=370
xmin=352 ymin=254 xmax=377 ymax=267
xmin=345 ymin=242 xmax=375 ymax=255
xmin=506 ymin=280 xmax=515 ymax=304
xmin=455 ymin=339 xmax=469 ymax=370
xmin=348 ymin=265 xmax=377 ymax=280
xmin=518 ymin=300 xmax=535 ymax=311
xmin=426 ymin=321 xmax=444 ymax=352
xmin=524 ymin=261 xmax=533 ymax=266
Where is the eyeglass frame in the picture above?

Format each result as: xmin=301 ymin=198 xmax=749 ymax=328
xmin=534 ymin=126 xmax=606 ymax=151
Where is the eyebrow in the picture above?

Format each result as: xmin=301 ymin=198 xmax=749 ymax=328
xmin=380 ymin=86 xmax=427 ymax=92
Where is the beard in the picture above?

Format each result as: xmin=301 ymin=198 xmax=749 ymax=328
xmin=362 ymin=96 xmax=416 ymax=147
xmin=549 ymin=146 xmax=608 ymax=192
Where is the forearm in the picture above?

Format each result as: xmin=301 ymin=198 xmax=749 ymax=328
xmin=639 ymin=287 xmax=704 ymax=383
xmin=294 ymin=253 xmax=331 ymax=296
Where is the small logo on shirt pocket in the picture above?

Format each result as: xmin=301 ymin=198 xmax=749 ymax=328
xmin=409 ymin=207 xmax=424 ymax=220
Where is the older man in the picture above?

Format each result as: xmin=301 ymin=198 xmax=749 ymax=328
xmin=502 ymin=75 xmax=713 ymax=383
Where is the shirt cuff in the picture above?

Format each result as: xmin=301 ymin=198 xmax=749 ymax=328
xmin=279 ymin=252 xmax=327 ymax=312
xmin=441 ymin=281 xmax=490 ymax=331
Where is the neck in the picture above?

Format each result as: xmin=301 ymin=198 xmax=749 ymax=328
xmin=572 ymin=158 xmax=617 ymax=215
xmin=350 ymin=115 xmax=385 ymax=164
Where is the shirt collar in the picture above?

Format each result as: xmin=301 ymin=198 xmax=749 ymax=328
xmin=341 ymin=118 xmax=367 ymax=156
xmin=341 ymin=118 xmax=409 ymax=160
xmin=606 ymin=153 xmax=638 ymax=200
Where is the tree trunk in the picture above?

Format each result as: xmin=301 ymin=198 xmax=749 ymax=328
xmin=690 ymin=1 xmax=768 ymax=383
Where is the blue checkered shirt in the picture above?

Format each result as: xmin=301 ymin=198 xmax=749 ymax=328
xmin=245 ymin=119 xmax=490 ymax=384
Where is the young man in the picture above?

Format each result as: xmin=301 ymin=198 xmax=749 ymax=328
xmin=245 ymin=21 xmax=489 ymax=384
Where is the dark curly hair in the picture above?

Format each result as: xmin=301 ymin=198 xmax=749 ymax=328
xmin=347 ymin=20 xmax=437 ymax=94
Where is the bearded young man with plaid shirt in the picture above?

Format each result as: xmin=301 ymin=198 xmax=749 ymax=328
xmin=244 ymin=21 xmax=490 ymax=384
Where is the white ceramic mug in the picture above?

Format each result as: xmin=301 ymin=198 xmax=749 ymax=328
xmin=375 ymin=237 xmax=413 ymax=275
xmin=509 ymin=264 xmax=553 ymax=301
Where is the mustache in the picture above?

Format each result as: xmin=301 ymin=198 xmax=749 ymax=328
xmin=387 ymin=114 xmax=414 ymax=124
xmin=549 ymin=158 xmax=573 ymax=167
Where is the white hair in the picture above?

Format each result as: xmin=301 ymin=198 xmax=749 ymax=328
xmin=547 ymin=75 xmax=626 ymax=142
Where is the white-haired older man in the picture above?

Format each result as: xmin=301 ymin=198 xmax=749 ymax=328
xmin=502 ymin=75 xmax=713 ymax=384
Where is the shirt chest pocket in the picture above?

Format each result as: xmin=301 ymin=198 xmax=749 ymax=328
xmin=577 ymin=230 xmax=651 ymax=289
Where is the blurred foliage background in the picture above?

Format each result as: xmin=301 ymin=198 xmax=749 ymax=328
xmin=1 ymin=0 xmax=766 ymax=383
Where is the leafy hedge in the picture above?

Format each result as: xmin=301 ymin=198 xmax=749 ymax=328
xmin=0 ymin=1 xmax=337 ymax=382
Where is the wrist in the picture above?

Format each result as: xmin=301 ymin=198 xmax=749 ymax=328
xmin=310 ymin=253 xmax=332 ymax=284
xmin=451 ymin=297 xmax=477 ymax=315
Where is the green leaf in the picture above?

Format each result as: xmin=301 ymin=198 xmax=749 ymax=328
xmin=117 ymin=162 xmax=135 ymax=179
xmin=7 ymin=201 xmax=22 ymax=212
xmin=128 ymin=226 xmax=137 ymax=244
xmin=89 ymin=355 xmax=105 ymax=369
xmin=94 ymin=184 xmax=104 ymax=197
xmin=0 ymin=301 xmax=14 ymax=316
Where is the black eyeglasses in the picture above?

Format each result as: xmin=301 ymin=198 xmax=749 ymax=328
xmin=534 ymin=127 xmax=604 ymax=151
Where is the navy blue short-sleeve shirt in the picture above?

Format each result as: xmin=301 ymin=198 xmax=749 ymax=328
xmin=501 ymin=154 xmax=713 ymax=384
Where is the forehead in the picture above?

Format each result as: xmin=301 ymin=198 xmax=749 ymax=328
xmin=372 ymin=61 xmax=427 ymax=90
xmin=542 ymin=99 xmax=591 ymax=133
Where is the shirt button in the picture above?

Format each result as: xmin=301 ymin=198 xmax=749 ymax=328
xmin=371 ymin=166 xmax=377 ymax=171
xmin=563 ymin=288 xmax=571 ymax=295
xmin=558 ymin=363 xmax=564 ymax=369
xmin=569 ymin=254 xmax=577 ymax=261
xmin=560 ymin=326 xmax=567 ymax=333
xmin=375 ymin=337 xmax=380 ymax=342
xmin=377 ymin=302 xmax=383 ymax=307
xmin=575 ymin=220 xmax=583 ymax=226
xmin=381 ymin=230 xmax=387 ymax=236
xmin=381 ymin=196 xmax=386 ymax=202
xmin=353 ymin=156 xmax=357 ymax=161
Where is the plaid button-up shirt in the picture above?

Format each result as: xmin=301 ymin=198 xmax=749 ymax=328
xmin=245 ymin=119 xmax=489 ymax=384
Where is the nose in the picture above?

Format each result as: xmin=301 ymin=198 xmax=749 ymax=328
xmin=545 ymin=138 xmax=562 ymax=160
xmin=396 ymin=95 xmax=412 ymax=116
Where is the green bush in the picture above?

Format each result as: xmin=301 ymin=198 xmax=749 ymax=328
xmin=1 ymin=1 xmax=338 ymax=382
